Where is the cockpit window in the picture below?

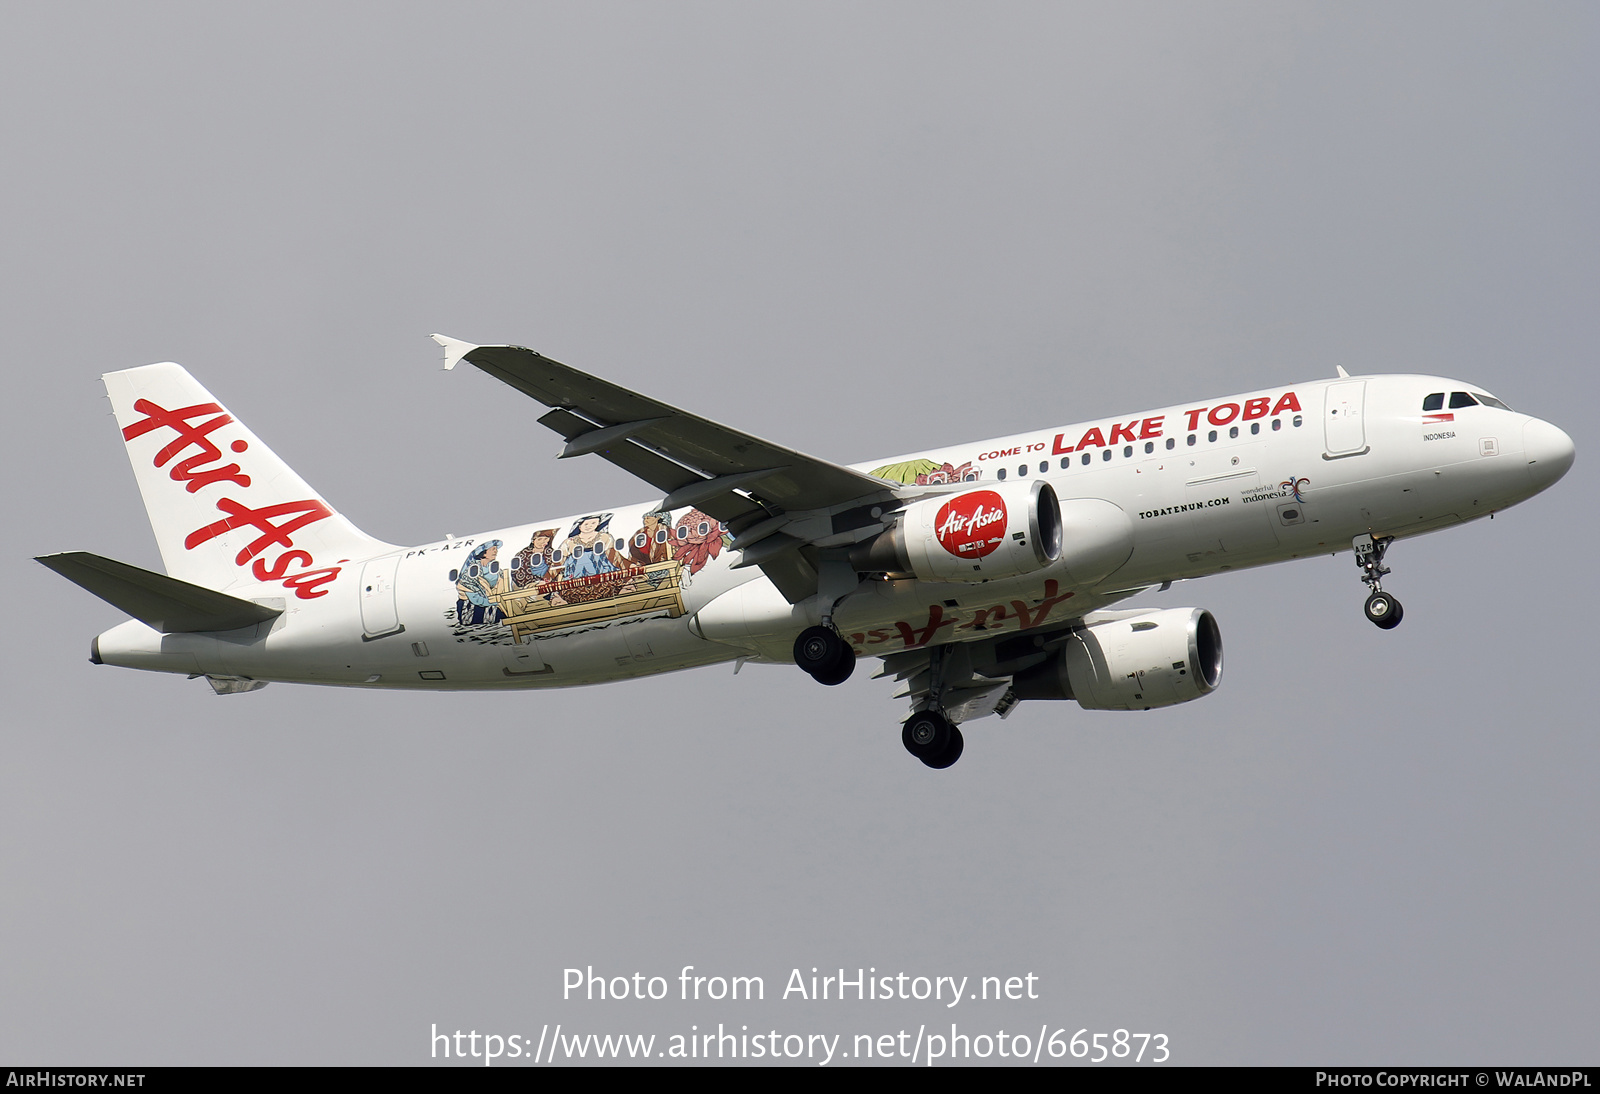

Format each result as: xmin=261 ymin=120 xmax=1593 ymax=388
xmin=1448 ymin=391 xmax=1479 ymax=409
xmin=1474 ymin=392 xmax=1513 ymax=411
xmin=1422 ymin=393 xmax=1444 ymax=412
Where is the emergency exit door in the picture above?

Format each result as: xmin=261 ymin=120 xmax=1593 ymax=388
xmin=359 ymin=554 xmax=404 ymax=640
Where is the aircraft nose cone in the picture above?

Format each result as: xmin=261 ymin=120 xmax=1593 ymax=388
xmin=1523 ymin=417 xmax=1575 ymax=492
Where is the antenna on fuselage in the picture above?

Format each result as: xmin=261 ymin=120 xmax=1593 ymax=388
xmin=1335 ymin=365 xmax=1351 ymax=378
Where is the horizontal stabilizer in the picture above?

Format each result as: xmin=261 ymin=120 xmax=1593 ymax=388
xmin=35 ymin=552 xmax=283 ymax=634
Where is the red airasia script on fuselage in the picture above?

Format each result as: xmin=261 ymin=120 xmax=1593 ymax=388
xmin=122 ymin=399 xmax=342 ymax=599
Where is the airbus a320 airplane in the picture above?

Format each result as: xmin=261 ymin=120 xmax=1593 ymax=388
xmin=38 ymin=336 xmax=1574 ymax=768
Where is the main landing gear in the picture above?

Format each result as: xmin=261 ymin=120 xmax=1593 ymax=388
xmin=793 ymin=625 xmax=855 ymax=686
xmin=792 ymin=627 xmax=966 ymax=769
xmin=1353 ymin=533 xmax=1403 ymax=630
xmin=902 ymin=710 xmax=965 ymax=769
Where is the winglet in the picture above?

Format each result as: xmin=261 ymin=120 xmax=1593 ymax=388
xmin=430 ymin=333 xmax=479 ymax=372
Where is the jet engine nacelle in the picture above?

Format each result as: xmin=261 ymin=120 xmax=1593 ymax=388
xmin=1012 ymin=608 xmax=1223 ymax=711
xmin=851 ymin=479 xmax=1063 ymax=583
xmin=851 ymin=482 xmax=1135 ymax=589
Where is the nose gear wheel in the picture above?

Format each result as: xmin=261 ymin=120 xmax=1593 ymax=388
xmin=1353 ymin=533 xmax=1404 ymax=629
xmin=1364 ymin=591 xmax=1403 ymax=629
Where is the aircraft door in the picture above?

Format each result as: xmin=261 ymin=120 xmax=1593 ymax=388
xmin=1324 ymin=381 xmax=1368 ymax=457
xmin=359 ymin=554 xmax=404 ymax=640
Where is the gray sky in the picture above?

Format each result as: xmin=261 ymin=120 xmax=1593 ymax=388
xmin=2 ymin=1 xmax=1595 ymax=1066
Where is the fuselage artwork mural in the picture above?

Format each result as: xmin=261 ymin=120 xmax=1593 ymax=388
xmin=448 ymin=508 xmax=731 ymax=647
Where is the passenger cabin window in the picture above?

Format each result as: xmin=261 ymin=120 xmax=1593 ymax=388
xmin=1250 ymin=422 xmax=1260 ymax=435
xmin=1272 ymin=419 xmax=1282 ymax=431
xmin=1060 ymin=457 xmax=1071 ymax=470
xmin=1449 ymin=391 xmax=1479 ymax=409
xmin=996 ymin=468 xmax=1007 ymax=480
xmin=1017 ymin=464 xmax=1027 ymax=476
xmin=1229 ymin=426 xmax=1239 ymax=439
xmin=1166 ymin=437 xmax=1176 ymax=449
xmin=1144 ymin=441 xmax=1155 ymax=454
xmin=1101 ymin=449 xmax=1112 ymax=461
xmin=1081 ymin=452 xmax=1091 ymax=466
xmin=1039 ymin=461 xmax=1048 ymax=473
xmin=1208 ymin=430 xmax=1218 ymax=442
xmin=1423 ymin=392 xmax=1445 ymax=412
xmin=1123 ymin=445 xmax=1133 ymax=457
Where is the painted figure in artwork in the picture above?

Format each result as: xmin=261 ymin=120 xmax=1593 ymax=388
xmin=557 ymin=513 xmax=622 ymax=579
xmin=511 ymin=528 xmax=566 ymax=607
xmin=670 ymin=509 xmax=730 ymax=581
xmin=869 ymin=458 xmax=980 ymax=486
xmin=454 ymin=540 xmax=505 ymax=626
xmin=627 ymin=510 xmax=675 ymax=565
xmin=512 ymin=529 xmax=560 ymax=586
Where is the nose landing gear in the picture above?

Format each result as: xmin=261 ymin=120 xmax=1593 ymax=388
xmin=1353 ymin=533 xmax=1403 ymax=629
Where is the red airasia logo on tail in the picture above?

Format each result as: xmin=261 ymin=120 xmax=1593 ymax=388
xmin=935 ymin=490 xmax=1007 ymax=559
xmin=121 ymin=398 xmax=342 ymax=599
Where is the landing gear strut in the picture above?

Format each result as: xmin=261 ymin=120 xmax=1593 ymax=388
xmin=793 ymin=625 xmax=855 ymax=685
xmin=902 ymin=710 xmax=965 ymax=769
xmin=1353 ymin=533 xmax=1403 ymax=630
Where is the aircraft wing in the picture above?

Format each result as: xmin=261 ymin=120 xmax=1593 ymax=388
xmin=876 ymin=588 xmax=1165 ymax=722
xmin=434 ymin=336 xmax=899 ymax=602
xmin=875 ymin=624 xmax=1077 ymax=725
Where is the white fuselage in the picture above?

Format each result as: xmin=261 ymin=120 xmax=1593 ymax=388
xmin=94 ymin=374 xmax=1571 ymax=688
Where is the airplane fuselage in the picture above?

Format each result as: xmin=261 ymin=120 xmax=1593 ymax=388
xmin=92 ymin=372 xmax=1572 ymax=691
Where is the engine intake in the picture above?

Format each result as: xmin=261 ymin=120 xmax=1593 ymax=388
xmin=1012 ymin=608 xmax=1223 ymax=711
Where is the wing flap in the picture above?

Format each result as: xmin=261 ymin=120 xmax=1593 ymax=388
xmin=755 ymin=553 xmax=819 ymax=604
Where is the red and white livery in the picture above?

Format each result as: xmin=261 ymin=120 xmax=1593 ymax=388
xmin=38 ymin=339 xmax=1575 ymax=768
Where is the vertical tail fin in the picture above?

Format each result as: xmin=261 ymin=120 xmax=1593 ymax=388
xmin=104 ymin=363 xmax=395 ymax=597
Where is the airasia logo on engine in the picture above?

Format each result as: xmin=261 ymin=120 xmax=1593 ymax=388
xmin=934 ymin=490 xmax=1007 ymax=559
